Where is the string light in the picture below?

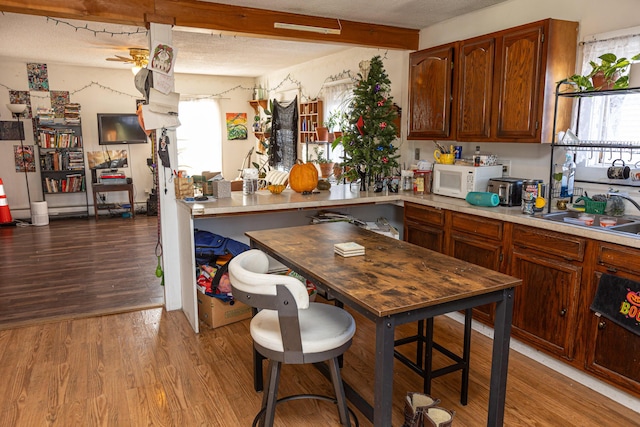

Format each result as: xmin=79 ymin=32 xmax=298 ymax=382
xmin=45 ymin=16 xmax=148 ymax=38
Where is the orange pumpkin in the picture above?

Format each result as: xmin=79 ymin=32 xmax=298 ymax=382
xmin=289 ymin=160 xmax=318 ymax=193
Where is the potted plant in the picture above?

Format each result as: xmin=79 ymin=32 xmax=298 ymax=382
xmin=312 ymin=146 xmax=335 ymax=178
xmin=566 ymin=53 xmax=640 ymax=91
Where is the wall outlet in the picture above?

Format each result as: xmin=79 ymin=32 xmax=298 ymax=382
xmin=501 ymin=160 xmax=512 ymax=177
xmin=144 ymin=188 xmax=151 ymax=194
xmin=415 ymin=148 xmax=420 ymax=160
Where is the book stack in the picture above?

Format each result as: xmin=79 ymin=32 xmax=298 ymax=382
xmin=334 ymin=242 xmax=365 ymax=258
xmin=36 ymin=108 xmax=55 ymax=124
xmin=64 ymin=103 xmax=81 ymax=125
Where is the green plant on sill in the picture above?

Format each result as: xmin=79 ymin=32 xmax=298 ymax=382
xmin=564 ymin=53 xmax=640 ymax=91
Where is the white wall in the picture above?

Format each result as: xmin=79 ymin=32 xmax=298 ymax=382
xmin=0 ymin=60 xmax=254 ymax=219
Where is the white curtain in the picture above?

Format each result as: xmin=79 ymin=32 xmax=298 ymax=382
xmin=574 ymin=31 xmax=640 ymax=168
xmin=176 ymin=98 xmax=222 ymax=176
xmin=320 ymin=79 xmax=354 ymax=162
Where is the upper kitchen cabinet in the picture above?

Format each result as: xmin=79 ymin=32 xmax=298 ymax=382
xmin=408 ymin=43 xmax=457 ymax=140
xmin=491 ymin=19 xmax=578 ymax=142
xmin=457 ymin=36 xmax=496 ymax=140
xmin=410 ymin=19 xmax=578 ymax=143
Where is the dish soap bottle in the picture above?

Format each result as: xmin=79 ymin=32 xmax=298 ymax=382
xmin=560 ymin=153 xmax=576 ymax=197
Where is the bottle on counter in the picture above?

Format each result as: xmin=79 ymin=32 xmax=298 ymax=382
xmin=560 ymin=153 xmax=576 ymax=197
xmin=474 ymin=146 xmax=481 ymax=167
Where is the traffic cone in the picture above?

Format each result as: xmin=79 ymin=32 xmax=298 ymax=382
xmin=0 ymin=178 xmax=15 ymax=225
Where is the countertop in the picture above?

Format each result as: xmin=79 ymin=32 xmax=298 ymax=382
xmin=178 ymin=185 xmax=640 ymax=249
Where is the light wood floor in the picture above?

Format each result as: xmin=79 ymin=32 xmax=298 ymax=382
xmin=0 ymin=217 xmax=637 ymax=426
xmin=0 ymin=215 xmax=164 ymax=330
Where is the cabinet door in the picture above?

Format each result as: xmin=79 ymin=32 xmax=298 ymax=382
xmin=510 ymin=249 xmax=582 ymax=359
xmin=494 ymin=23 xmax=543 ymax=140
xmin=405 ymin=220 xmax=444 ymax=253
xmin=457 ymin=37 xmax=495 ymax=140
xmin=408 ymin=44 xmax=456 ymax=140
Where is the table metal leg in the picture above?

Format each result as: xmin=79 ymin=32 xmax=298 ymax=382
xmin=374 ymin=316 xmax=396 ymax=427
xmin=487 ymin=287 xmax=515 ymax=426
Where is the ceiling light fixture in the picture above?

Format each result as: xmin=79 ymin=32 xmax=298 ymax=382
xmin=274 ymin=20 xmax=341 ymax=35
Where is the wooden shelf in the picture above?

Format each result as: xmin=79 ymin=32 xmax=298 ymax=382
xmin=249 ymin=99 xmax=269 ymax=114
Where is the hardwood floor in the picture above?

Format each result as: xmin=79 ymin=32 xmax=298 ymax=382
xmin=0 ymin=217 xmax=637 ymax=425
xmin=0 ymin=306 xmax=637 ymax=426
xmin=0 ymin=215 xmax=164 ymax=330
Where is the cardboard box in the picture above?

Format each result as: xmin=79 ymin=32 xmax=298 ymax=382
xmin=197 ymin=291 xmax=252 ymax=329
xmin=210 ymin=180 xmax=231 ymax=198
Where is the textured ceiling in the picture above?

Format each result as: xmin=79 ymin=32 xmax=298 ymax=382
xmin=0 ymin=1 xmax=508 ymax=77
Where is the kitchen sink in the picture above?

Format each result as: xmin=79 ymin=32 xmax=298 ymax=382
xmin=606 ymin=222 xmax=640 ymax=235
xmin=535 ymin=211 xmax=638 ymax=226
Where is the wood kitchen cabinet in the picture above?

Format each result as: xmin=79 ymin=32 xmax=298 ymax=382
xmin=448 ymin=212 xmax=508 ymax=323
xmin=404 ymin=202 xmax=445 ymax=253
xmin=410 ymin=18 xmax=577 ymax=143
xmin=408 ymin=43 xmax=457 ymax=140
xmin=510 ymin=225 xmax=585 ymax=359
xmin=585 ymin=243 xmax=640 ymax=395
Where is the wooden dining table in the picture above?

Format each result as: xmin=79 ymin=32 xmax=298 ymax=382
xmin=246 ymin=222 xmax=522 ymax=426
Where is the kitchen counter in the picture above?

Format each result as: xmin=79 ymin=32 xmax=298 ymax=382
xmin=179 ymin=184 xmax=640 ymax=249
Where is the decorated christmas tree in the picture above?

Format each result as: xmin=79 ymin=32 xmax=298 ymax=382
xmin=337 ymin=55 xmax=399 ymax=187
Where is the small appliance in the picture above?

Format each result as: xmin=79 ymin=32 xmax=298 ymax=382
xmin=432 ymin=164 xmax=503 ymax=199
xmin=487 ymin=177 xmax=525 ymax=206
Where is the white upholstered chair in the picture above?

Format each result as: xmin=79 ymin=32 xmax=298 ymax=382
xmin=229 ymin=249 xmax=356 ymax=426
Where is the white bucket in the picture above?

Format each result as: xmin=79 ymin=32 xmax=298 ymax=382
xmin=31 ymin=201 xmax=49 ymax=226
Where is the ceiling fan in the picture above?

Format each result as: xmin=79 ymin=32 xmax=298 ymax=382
xmin=106 ymin=47 xmax=149 ymax=69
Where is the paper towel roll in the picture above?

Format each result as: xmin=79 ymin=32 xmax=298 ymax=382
xmin=630 ymin=63 xmax=640 ymax=88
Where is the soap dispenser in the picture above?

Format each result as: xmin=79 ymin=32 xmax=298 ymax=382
xmin=560 ymin=153 xmax=576 ymax=197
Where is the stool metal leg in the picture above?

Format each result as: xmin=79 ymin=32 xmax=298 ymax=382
xmin=328 ymin=357 xmax=351 ymax=426
xmin=423 ymin=317 xmax=435 ymax=395
xmin=460 ymin=308 xmax=473 ymax=405
xmin=262 ymin=360 xmax=282 ymax=427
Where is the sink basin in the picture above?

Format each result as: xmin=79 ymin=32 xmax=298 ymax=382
xmin=535 ymin=211 xmax=638 ymax=227
xmin=607 ymin=222 xmax=640 ymax=235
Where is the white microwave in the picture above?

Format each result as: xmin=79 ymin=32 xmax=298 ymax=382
xmin=432 ymin=164 xmax=503 ymax=199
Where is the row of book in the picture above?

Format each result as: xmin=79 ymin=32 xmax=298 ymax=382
xmin=38 ymin=128 xmax=82 ymax=148
xmin=40 ymin=150 xmax=84 ymax=171
xmin=44 ymin=175 xmax=85 ymax=193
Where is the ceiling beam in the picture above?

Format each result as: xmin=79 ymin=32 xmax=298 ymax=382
xmin=0 ymin=0 xmax=419 ymax=50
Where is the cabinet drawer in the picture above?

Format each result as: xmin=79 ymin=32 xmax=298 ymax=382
xmin=597 ymin=243 xmax=640 ymax=275
xmin=512 ymin=225 xmax=585 ymax=262
xmin=450 ymin=212 xmax=502 ymax=240
xmin=404 ymin=203 xmax=444 ymax=227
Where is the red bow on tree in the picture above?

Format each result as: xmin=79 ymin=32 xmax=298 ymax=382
xmin=356 ymin=116 xmax=365 ymax=135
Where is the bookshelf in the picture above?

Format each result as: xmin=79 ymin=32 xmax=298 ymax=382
xmin=299 ymin=99 xmax=323 ymax=144
xmin=36 ymin=105 xmax=89 ymax=217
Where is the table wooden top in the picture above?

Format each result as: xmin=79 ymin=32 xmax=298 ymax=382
xmin=246 ymin=222 xmax=522 ymax=317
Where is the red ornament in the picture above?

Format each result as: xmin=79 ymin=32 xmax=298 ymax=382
xmin=382 ymin=156 xmax=389 ymax=163
xmin=377 ymin=100 xmax=384 ymax=107
xmin=379 ymin=122 xmax=387 ymax=129
xmin=356 ymin=116 xmax=365 ymax=135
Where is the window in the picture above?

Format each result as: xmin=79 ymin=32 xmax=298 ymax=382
xmin=321 ymin=79 xmax=354 ymax=163
xmin=176 ymin=99 xmax=222 ymax=176
xmin=573 ymin=30 xmax=640 ymax=171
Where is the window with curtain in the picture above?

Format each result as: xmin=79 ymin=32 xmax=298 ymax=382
xmin=176 ymin=98 xmax=222 ymax=176
xmin=321 ymin=80 xmax=354 ymax=163
xmin=574 ymin=30 xmax=640 ymax=169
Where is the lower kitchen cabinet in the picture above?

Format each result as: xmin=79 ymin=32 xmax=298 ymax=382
xmin=585 ymin=243 xmax=640 ymax=395
xmin=448 ymin=212 xmax=507 ymax=323
xmin=510 ymin=225 xmax=585 ymax=360
xmin=403 ymin=203 xmax=640 ymax=397
xmin=404 ymin=203 xmax=445 ymax=252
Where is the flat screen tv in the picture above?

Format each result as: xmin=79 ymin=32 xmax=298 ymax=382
xmin=97 ymin=113 xmax=148 ymax=145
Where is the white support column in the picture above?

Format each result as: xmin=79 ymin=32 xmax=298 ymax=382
xmin=149 ymin=22 xmax=182 ymax=312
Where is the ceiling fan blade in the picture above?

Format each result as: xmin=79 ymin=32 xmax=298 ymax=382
xmin=106 ymin=56 xmax=134 ymax=63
